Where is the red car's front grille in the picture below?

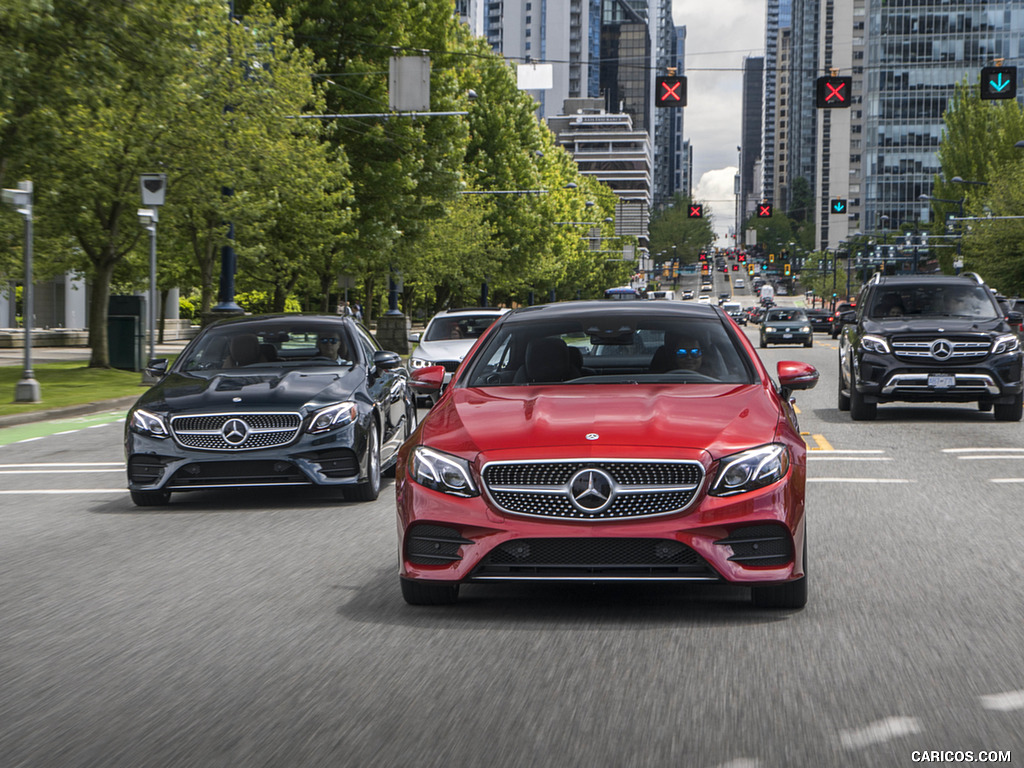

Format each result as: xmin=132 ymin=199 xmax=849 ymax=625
xmin=481 ymin=459 xmax=704 ymax=521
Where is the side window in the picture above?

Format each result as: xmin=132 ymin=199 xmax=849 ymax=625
xmin=353 ymin=324 xmax=380 ymax=365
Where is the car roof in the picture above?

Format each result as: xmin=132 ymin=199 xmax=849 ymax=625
xmin=501 ymin=300 xmax=725 ymax=324
xmin=430 ymin=307 xmax=508 ymax=319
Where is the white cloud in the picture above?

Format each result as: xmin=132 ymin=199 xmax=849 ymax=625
xmin=695 ymin=167 xmax=739 ymax=241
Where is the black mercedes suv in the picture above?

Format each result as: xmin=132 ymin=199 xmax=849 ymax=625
xmin=837 ymin=273 xmax=1023 ymax=421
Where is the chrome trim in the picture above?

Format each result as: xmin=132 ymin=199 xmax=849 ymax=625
xmin=881 ymin=373 xmax=1000 ymax=395
xmin=170 ymin=411 xmax=302 ymax=451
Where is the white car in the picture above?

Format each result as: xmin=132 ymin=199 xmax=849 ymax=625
xmin=408 ymin=308 xmax=508 ymax=403
xmin=697 ymin=294 xmax=712 ymax=304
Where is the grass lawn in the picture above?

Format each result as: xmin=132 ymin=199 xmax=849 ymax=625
xmin=0 ymin=362 xmax=151 ymax=417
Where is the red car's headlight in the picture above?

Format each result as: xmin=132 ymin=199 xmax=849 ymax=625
xmin=709 ymin=444 xmax=790 ymax=497
xmin=411 ymin=446 xmax=479 ymax=497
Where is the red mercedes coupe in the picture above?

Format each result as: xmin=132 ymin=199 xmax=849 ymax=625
xmin=396 ymin=301 xmax=818 ymax=608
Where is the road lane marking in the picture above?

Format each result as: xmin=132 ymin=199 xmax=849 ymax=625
xmin=957 ymin=455 xmax=1024 ymax=461
xmin=0 ymin=462 xmax=124 ymax=468
xmin=0 ymin=469 xmax=123 ymax=475
xmin=943 ymin=448 xmax=1024 ymax=453
xmin=0 ymin=489 xmax=125 ymax=495
xmin=809 ymin=433 xmax=833 ymax=450
xmin=808 ymin=478 xmax=912 ymax=483
xmin=839 ymin=717 xmax=922 ymax=750
xmin=806 ymin=456 xmax=893 ymax=461
xmin=980 ymin=690 xmax=1024 ymax=711
xmin=991 ymin=479 xmax=1024 ymax=484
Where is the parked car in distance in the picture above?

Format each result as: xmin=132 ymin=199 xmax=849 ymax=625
xmin=125 ymin=314 xmax=416 ymax=506
xmin=408 ymin=308 xmax=508 ymax=405
xmin=760 ymin=308 xmax=813 ymax=348
xmin=398 ymin=300 xmax=819 ymax=608
xmin=804 ymin=309 xmax=832 ymax=334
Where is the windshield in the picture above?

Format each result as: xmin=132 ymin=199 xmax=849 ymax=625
xmin=765 ymin=310 xmax=806 ymax=322
xmin=178 ymin=321 xmax=357 ymax=373
xmin=424 ymin=314 xmax=500 ymax=342
xmin=462 ymin=314 xmax=755 ymax=387
xmin=869 ymin=285 xmax=1000 ymax=320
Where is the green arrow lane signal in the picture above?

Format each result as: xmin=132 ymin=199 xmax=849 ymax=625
xmin=981 ymin=66 xmax=1017 ymax=100
xmin=832 ymin=198 xmax=847 ymax=214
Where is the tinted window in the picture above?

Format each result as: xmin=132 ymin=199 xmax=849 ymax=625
xmin=424 ymin=314 xmax=500 ymax=342
xmin=869 ymin=284 xmax=998 ymax=320
xmin=179 ymin=322 xmax=354 ymax=372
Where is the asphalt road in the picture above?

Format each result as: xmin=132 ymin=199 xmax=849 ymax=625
xmin=2 ymin=313 xmax=1023 ymax=767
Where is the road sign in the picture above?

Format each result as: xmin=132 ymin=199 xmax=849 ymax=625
xmin=140 ymin=174 xmax=167 ymax=207
xmin=816 ymin=76 xmax=853 ymax=108
xmin=831 ymin=198 xmax=847 ymax=215
xmin=980 ymin=66 xmax=1017 ymax=100
xmin=688 ymin=204 xmax=703 ymax=218
xmin=757 ymin=203 xmax=772 ymax=218
xmin=655 ymin=76 xmax=687 ymax=107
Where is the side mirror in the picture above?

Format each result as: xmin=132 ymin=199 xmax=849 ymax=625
xmin=410 ymin=365 xmax=445 ymax=394
xmin=373 ymin=350 xmax=403 ymax=371
xmin=777 ymin=360 xmax=819 ymax=399
xmin=838 ymin=310 xmax=856 ymax=324
xmin=409 ymin=332 xmax=422 ymax=344
xmin=145 ymin=358 xmax=169 ymax=378
xmin=1005 ymin=310 xmax=1023 ymax=327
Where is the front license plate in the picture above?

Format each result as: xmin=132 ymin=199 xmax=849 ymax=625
xmin=782 ymin=333 xmax=793 ymax=339
xmin=928 ymin=374 xmax=955 ymax=389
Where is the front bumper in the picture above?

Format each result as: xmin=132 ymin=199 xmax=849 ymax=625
xmin=854 ymin=352 xmax=1023 ymax=404
xmin=125 ymin=421 xmax=369 ymax=492
xmin=396 ymin=465 xmax=806 ymax=588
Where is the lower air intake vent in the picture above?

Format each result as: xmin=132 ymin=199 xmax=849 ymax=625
xmin=406 ymin=524 xmax=473 ymax=565
xmin=472 ymin=538 xmax=718 ymax=580
xmin=716 ymin=524 xmax=793 ymax=566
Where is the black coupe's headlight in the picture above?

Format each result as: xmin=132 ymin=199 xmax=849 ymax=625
xmin=710 ymin=444 xmax=790 ymax=496
xmin=129 ymin=408 xmax=169 ymax=439
xmin=410 ymin=446 xmax=478 ymax=497
xmin=308 ymin=402 xmax=358 ymax=433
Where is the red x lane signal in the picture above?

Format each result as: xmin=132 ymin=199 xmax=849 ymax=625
xmin=757 ymin=203 xmax=772 ymax=218
xmin=816 ymin=76 xmax=853 ymax=108
xmin=688 ymin=204 xmax=703 ymax=218
xmin=655 ymin=76 xmax=687 ymax=107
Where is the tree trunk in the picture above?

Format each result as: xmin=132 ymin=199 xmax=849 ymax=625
xmin=87 ymin=260 xmax=116 ymax=368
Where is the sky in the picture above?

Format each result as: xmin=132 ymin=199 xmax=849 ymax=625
xmin=673 ymin=0 xmax=767 ymax=243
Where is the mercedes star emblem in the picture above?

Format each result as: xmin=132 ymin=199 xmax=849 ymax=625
xmin=221 ymin=418 xmax=250 ymax=445
xmin=930 ymin=339 xmax=953 ymax=360
xmin=586 ymin=433 xmax=599 ymax=441
xmin=568 ymin=468 xmax=615 ymax=513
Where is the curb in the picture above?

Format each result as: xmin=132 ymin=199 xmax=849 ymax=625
xmin=0 ymin=396 xmax=140 ymax=430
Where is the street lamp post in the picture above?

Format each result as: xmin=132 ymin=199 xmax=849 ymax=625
xmin=1 ymin=180 xmax=40 ymax=402
xmin=920 ymin=193 xmax=964 ymax=272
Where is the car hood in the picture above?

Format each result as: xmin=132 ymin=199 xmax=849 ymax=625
xmin=862 ymin=316 xmax=1008 ymax=335
xmin=412 ymin=339 xmax=476 ymax=361
xmin=422 ymin=384 xmax=782 ymax=460
xmin=133 ymin=369 xmax=364 ymax=414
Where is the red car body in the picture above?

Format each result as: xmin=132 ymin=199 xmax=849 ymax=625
xmin=395 ymin=301 xmax=818 ymax=608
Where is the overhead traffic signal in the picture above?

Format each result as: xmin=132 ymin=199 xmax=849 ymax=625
xmin=688 ymin=204 xmax=703 ymax=218
xmin=757 ymin=203 xmax=773 ymax=218
xmin=816 ymin=76 xmax=853 ymax=108
xmin=655 ymin=76 xmax=687 ymax=107
xmin=831 ymin=198 xmax=848 ymax=215
xmin=784 ymin=263 xmax=792 ymax=276
xmin=981 ymin=66 xmax=1017 ymax=100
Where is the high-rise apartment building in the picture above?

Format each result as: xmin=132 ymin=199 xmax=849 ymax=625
xmin=739 ymin=57 xmax=765 ymax=235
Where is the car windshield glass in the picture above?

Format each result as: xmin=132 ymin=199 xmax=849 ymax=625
xmin=178 ymin=322 xmax=355 ymax=373
xmin=462 ymin=313 xmax=755 ymax=387
xmin=869 ymin=285 xmax=999 ymax=320
xmin=423 ymin=315 xmax=500 ymax=342
xmin=766 ymin=310 xmax=805 ymax=322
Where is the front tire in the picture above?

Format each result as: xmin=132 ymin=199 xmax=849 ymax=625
xmin=849 ymin=368 xmax=877 ymax=421
xmin=837 ymin=366 xmax=850 ymax=411
xmin=344 ymin=423 xmax=380 ymax=501
xmin=130 ymin=489 xmax=170 ymax=507
xmin=401 ymin=578 xmax=460 ymax=605
xmin=994 ymin=393 xmax=1023 ymax=422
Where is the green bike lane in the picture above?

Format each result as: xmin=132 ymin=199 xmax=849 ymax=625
xmin=0 ymin=409 xmax=128 ymax=447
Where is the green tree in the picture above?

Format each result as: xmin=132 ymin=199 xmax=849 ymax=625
xmin=649 ymin=194 xmax=715 ymax=266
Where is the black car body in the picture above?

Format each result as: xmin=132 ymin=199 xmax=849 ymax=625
xmin=804 ymin=309 xmax=832 ymax=333
xmin=838 ymin=274 xmax=1023 ymax=421
xmin=125 ymin=315 xmax=416 ymax=506
xmin=760 ymin=308 xmax=813 ymax=348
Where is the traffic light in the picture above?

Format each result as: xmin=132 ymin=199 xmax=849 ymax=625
xmin=688 ymin=204 xmax=703 ymax=218
xmin=655 ymin=76 xmax=687 ymax=107
xmin=761 ymin=263 xmax=768 ymax=272
xmin=738 ymin=253 xmax=746 ymax=262
xmin=784 ymin=263 xmax=792 ymax=276
xmin=757 ymin=203 xmax=772 ymax=218
xmin=747 ymin=264 xmax=755 ymax=275
xmin=698 ymin=252 xmax=706 ymax=261
xmin=816 ymin=76 xmax=853 ymax=108
xmin=981 ymin=66 xmax=1017 ymax=100
xmin=831 ymin=198 xmax=848 ymax=215
xmin=769 ymin=253 xmax=775 ymax=263
xmin=732 ymin=264 xmax=739 ymax=271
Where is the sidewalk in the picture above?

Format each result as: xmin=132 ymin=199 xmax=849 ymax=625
xmin=0 ymin=340 xmax=191 ymax=429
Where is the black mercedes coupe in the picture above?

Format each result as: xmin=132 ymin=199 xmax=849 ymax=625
xmin=124 ymin=314 xmax=416 ymax=506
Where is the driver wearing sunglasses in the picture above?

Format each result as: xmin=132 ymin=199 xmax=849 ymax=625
xmin=652 ymin=331 xmax=703 ymax=373
xmin=316 ymin=333 xmax=347 ymax=363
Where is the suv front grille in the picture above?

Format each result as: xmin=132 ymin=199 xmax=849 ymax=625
xmin=891 ymin=335 xmax=992 ymax=363
xmin=170 ymin=412 xmax=301 ymax=451
xmin=481 ymin=459 xmax=704 ymax=521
